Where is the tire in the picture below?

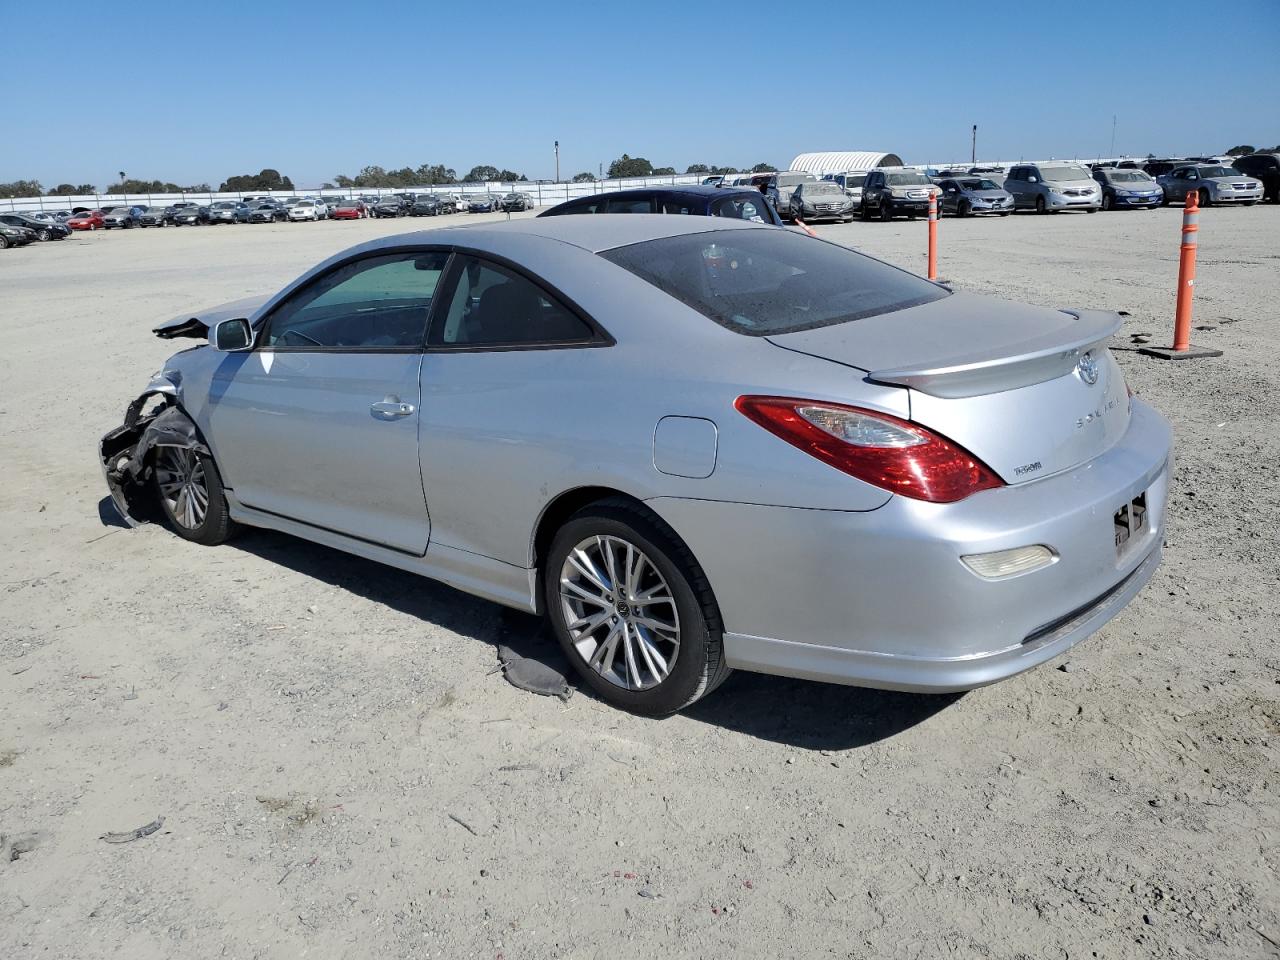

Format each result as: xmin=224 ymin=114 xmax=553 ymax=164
xmin=151 ymin=446 xmax=237 ymax=546
xmin=0 ymin=235 xmax=8 ymax=250
xmin=879 ymin=197 xmax=892 ymax=221
xmin=37 ymin=229 xmax=50 ymax=241
xmin=1243 ymin=200 xmax=1257 ymax=207
xmin=860 ymin=202 xmax=870 ymax=221
xmin=999 ymin=211 xmax=1011 ymax=217
xmin=957 ymin=199 xmax=971 ymax=218
xmin=544 ymin=498 xmax=730 ymax=716
xmin=1035 ymin=196 xmax=1047 ymax=214
xmin=1198 ymin=188 xmax=1211 ymax=208
xmin=1086 ymin=207 xmax=1098 ymax=213
xmin=1101 ymin=193 xmax=1113 ymax=211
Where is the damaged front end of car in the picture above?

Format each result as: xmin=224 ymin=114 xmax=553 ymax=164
xmin=99 ymin=372 xmax=210 ymax=527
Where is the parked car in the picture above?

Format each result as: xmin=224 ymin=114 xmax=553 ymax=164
xmin=539 ymin=185 xmax=782 ymax=226
xmin=101 ymin=207 xmax=144 ymax=230
xmin=1141 ymin=159 xmax=1181 ymax=178
xmin=788 ymin=181 xmax=856 ymax=222
xmin=0 ymin=221 xmax=35 ymax=248
xmin=860 ymin=169 xmax=941 ymax=220
xmin=822 ymin=172 xmax=868 ymax=207
xmin=1004 ymin=163 xmax=1100 ymax=213
xmin=329 ymin=199 xmax=367 ymax=220
xmin=172 ymin=206 xmax=210 ymax=226
xmin=372 ymin=197 xmax=407 ymax=218
xmin=750 ymin=171 xmax=814 ymax=221
xmin=1091 ymin=168 xmax=1163 ymax=211
xmin=410 ymin=196 xmax=443 ymax=217
xmin=67 ymin=209 xmax=106 ymax=231
xmin=0 ymin=212 xmax=71 ymax=239
xmin=467 ymin=194 xmax=502 ymax=213
xmin=102 ymin=215 xmax=1172 ymax=716
xmin=1156 ymin=164 xmax=1263 ymax=207
xmin=248 ymin=201 xmax=287 ymax=223
xmin=502 ymin=192 xmax=535 ymax=212
xmin=138 ymin=206 xmax=170 ymax=227
xmin=701 ymin=175 xmax=726 ymax=186
xmin=935 ymin=177 xmax=1014 ymax=216
xmin=208 ymin=201 xmax=251 ymax=224
xmin=434 ymin=195 xmax=458 ymax=215
xmin=287 ymin=199 xmax=324 ymax=221
xmin=1229 ymin=153 xmax=1280 ymax=203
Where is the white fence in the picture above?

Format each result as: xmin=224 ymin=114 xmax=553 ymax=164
xmin=0 ymin=174 xmax=709 ymax=214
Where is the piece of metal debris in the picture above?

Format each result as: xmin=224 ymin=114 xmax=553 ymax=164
xmin=100 ymin=816 xmax=164 ymax=844
xmin=447 ymin=813 xmax=479 ymax=836
xmin=493 ymin=644 xmax=572 ymax=701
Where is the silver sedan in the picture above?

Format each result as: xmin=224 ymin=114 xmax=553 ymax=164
xmin=100 ymin=216 xmax=1172 ymax=715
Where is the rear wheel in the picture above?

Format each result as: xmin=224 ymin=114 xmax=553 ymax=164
xmin=545 ymin=499 xmax=729 ymax=716
xmin=37 ymin=228 xmax=51 ymax=241
xmin=152 ymin=447 xmax=237 ymax=546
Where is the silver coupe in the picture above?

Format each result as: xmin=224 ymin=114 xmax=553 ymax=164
xmin=101 ymin=216 xmax=1172 ymax=715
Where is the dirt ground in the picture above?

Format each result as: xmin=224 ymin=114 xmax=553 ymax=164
xmin=2 ymin=205 xmax=1277 ymax=960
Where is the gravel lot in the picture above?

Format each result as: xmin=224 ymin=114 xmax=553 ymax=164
xmin=2 ymin=206 xmax=1277 ymax=960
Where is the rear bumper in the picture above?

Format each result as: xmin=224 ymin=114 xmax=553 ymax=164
xmin=648 ymin=399 xmax=1172 ymax=693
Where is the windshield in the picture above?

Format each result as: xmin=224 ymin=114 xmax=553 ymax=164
xmin=601 ymin=230 xmax=947 ymax=337
xmin=212 ymin=202 xmax=235 ymax=209
xmin=145 ymin=207 xmax=165 ymax=213
xmin=775 ymin=174 xmax=811 ymax=188
xmin=1197 ymin=166 xmax=1238 ymax=178
xmin=884 ymin=172 xmax=931 ymax=186
xmin=842 ymin=174 xmax=867 ymax=187
xmin=1039 ymin=165 xmax=1091 ymax=182
xmin=807 ymin=183 xmax=842 ymax=196
xmin=958 ymin=179 xmax=999 ymax=190
xmin=1108 ymin=171 xmax=1153 ymax=182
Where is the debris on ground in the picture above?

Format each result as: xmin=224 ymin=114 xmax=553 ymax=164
xmin=492 ymin=644 xmax=572 ymax=701
xmin=99 ymin=816 xmax=164 ymax=844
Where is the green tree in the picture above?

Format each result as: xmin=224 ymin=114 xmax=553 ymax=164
xmin=219 ymin=168 xmax=294 ymax=192
xmin=1224 ymin=144 xmax=1255 ymax=156
xmin=652 ymin=166 xmax=676 ymax=175
xmin=0 ymin=179 xmax=44 ymax=198
xmin=685 ymin=163 xmax=710 ymax=174
xmin=47 ymin=183 xmax=97 ymax=195
xmin=607 ymin=154 xmax=654 ymax=178
xmin=463 ymin=165 xmax=501 ymax=182
xmin=750 ymin=162 xmax=778 ymax=173
xmin=571 ymin=171 xmax=596 ymax=182
xmin=106 ymin=178 xmax=205 ymax=193
xmin=414 ymin=163 xmax=457 ymax=184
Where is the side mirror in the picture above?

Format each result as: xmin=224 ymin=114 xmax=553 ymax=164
xmin=1028 ymin=176 xmax=1039 ymax=183
xmin=211 ymin=317 xmax=253 ymax=352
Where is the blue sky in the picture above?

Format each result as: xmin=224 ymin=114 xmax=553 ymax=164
xmin=4 ymin=0 xmax=1278 ymax=188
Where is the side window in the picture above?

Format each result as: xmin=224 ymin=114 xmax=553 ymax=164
xmin=432 ymin=257 xmax=596 ymax=348
xmin=264 ymin=251 xmax=449 ymax=349
xmin=711 ymin=196 xmax=769 ymax=223
xmin=660 ymin=199 xmax=696 ymax=215
xmin=604 ymin=197 xmax=655 ymax=213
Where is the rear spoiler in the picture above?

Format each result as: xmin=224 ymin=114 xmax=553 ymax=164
xmin=866 ymin=309 xmax=1123 ymax=399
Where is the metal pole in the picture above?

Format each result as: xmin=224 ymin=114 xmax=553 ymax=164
xmin=554 ymin=140 xmax=559 ymax=183
xmin=1110 ymin=115 xmax=1117 ymax=159
xmin=971 ymin=125 xmax=976 ymax=165
xmin=927 ymin=194 xmax=939 ymax=280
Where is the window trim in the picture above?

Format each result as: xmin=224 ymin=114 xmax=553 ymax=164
xmin=254 ymin=246 xmax=455 ymax=354
xmin=424 ymin=247 xmax=615 ymax=353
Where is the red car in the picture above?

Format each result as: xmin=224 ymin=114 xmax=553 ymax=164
xmin=67 ymin=210 xmax=105 ymax=231
xmin=329 ymin=200 xmax=366 ymax=220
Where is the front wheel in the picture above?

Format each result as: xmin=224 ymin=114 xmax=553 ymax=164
xmin=1198 ymin=189 xmax=1212 ymax=208
xmin=37 ymin=229 xmax=51 ymax=241
xmin=879 ymin=198 xmax=892 ymax=221
xmin=545 ymin=499 xmax=729 ymax=716
xmin=1101 ymin=193 xmax=1113 ymax=211
xmin=0 ymin=235 xmax=8 ymax=249
xmin=957 ymin=200 xmax=971 ymax=217
xmin=1035 ymin=196 xmax=1047 ymax=214
xmin=152 ymin=446 xmax=237 ymax=546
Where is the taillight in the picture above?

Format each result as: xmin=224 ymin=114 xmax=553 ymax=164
xmin=734 ymin=396 xmax=1004 ymax=504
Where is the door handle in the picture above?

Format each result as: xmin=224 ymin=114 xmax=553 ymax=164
xmin=370 ymin=398 xmax=415 ymax=418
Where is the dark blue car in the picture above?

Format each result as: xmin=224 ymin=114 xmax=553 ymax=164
xmin=538 ymin=184 xmax=783 ymax=226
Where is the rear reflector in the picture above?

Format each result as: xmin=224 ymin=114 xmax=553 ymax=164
xmin=962 ymin=545 xmax=1057 ymax=579
xmin=734 ymin=396 xmax=1004 ymax=503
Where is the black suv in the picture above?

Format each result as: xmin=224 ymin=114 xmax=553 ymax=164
xmin=538 ymin=185 xmax=782 ymax=225
xmin=1230 ymin=153 xmax=1280 ymax=203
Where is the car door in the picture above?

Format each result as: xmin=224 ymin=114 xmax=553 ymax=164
xmin=1005 ymin=167 xmax=1025 ymax=207
xmin=416 ymin=254 xmax=610 ymax=565
xmin=204 ymin=249 xmax=451 ymax=553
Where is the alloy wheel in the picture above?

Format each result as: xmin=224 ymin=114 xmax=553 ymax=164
xmin=154 ymin=447 xmax=209 ymax=530
xmin=558 ymin=535 xmax=680 ymax=691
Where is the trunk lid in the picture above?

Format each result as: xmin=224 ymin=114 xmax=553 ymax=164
xmin=766 ymin=292 xmax=1130 ymax=485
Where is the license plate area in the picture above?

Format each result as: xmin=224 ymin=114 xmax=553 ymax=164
xmin=1114 ymin=492 xmax=1148 ymax=553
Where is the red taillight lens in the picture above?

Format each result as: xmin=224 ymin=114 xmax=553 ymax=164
xmin=734 ymin=395 xmax=1004 ymax=503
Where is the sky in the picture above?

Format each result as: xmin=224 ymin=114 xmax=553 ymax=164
xmin=3 ymin=0 xmax=1279 ymax=190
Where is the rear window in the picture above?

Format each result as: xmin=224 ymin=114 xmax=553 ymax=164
xmin=601 ymin=229 xmax=947 ymax=337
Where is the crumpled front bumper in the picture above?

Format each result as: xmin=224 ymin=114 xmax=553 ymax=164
xmin=100 ymin=394 xmax=208 ymax=527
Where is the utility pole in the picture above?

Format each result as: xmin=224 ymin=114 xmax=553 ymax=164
xmin=971 ymin=125 xmax=977 ymax=165
xmin=1110 ymin=115 xmax=1117 ymax=158
xmin=554 ymin=141 xmax=560 ymax=183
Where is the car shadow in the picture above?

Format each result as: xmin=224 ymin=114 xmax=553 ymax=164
xmin=226 ymin=528 xmax=961 ymax=750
